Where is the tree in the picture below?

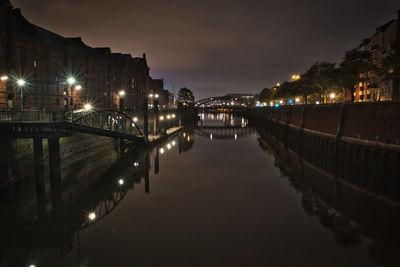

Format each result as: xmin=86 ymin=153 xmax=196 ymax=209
xmin=305 ymin=62 xmax=339 ymax=103
xmin=260 ymin=87 xmax=276 ymax=103
xmin=177 ymin=87 xmax=194 ymax=106
xmin=338 ymin=49 xmax=375 ymax=102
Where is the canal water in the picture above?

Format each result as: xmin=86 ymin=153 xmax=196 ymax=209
xmin=1 ymin=113 xmax=399 ymax=266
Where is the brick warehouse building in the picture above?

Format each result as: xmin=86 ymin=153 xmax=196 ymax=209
xmin=0 ymin=0 xmax=167 ymax=111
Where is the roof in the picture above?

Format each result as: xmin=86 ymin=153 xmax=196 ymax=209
xmin=376 ymin=19 xmax=397 ymax=32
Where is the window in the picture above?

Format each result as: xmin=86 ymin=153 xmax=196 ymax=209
xmin=33 ymin=60 xmax=37 ymax=67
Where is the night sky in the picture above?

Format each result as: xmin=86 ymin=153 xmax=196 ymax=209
xmin=12 ymin=0 xmax=400 ymax=100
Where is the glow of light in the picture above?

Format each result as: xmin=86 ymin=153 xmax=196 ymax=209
xmin=295 ymin=98 xmax=300 ymax=102
xmin=75 ymin=84 xmax=82 ymax=90
xmin=210 ymin=134 xmax=213 ymax=140
xmin=118 ymin=179 xmax=124 ymax=185
xmin=172 ymin=141 xmax=176 ymax=146
xmin=187 ymin=136 xmax=190 ymax=142
xmin=183 ymin=133 xmax=186 ymax=137
xmin=270 ymin=101 xmax=273 ymax=106
xmin=88 ymin=212 xmax=96 ymax=221
xmin=160 ymin=148 xmax=165 ymax=154
xmin=84 ymin=104 xmax=93 ymax=111
xmin=288 ymin=99 xmax=293 ymax=104
xmin=274 ymin=103 xmax=280 ymax=108
xmin=29 ymin=265 xmax=36 ymax=267
xmin=0 ymin=75 xmax=8 ymax=81
xmin=133 ymin=117 xmax=138 ymax=122
xmin=167 ymin=144 xmax=172 ymax=150
xmin=279 ymin=100 xmax=283 ymax=104
xmin=67 ymin=77 xmax=76 ymax=85
xmin=235 ymin=134 xmax=238 ymax=140
xmin=119 ymin=90 xmax=126 ymax=97
xmin=329 ymin=93 xmax=336 ymax=99
xmin=160 ymin=116 xmax=164 ymax=121
xmin=167 ymin=115 xmax=171 ymax=119
xmin=149 ymin=93 xmax=154 ymax=98
xmin=172 ymin=114 xmax=176 ymax=118
xmin=134 ymin=162 xmax=139 ymax=167
xmin=17 ymin=79 xmax=26 ymax=86
xmin=316 ymin=101 xmax=320 ymax=105
xmin=276 ymin=83 xmax=280 ymax=86
xmin=155 ymin=94 xmax=159 ymax=98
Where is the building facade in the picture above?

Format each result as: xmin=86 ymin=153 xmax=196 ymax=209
xmin=0 ymin=1 xmax=165 ymax=112
xmin=354 ymin=10 xmax=400 ymax=102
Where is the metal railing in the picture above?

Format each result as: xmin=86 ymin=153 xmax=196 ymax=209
xmin=0 ymin=110 xmax=66 ymax=123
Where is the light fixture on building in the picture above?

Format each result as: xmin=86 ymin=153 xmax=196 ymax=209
xmin=0 ymin=75 xmax=8 ymax=81
xmin=119 ymin=90 xmax=126 ymax=97
xmin=75 ymin=84 xmax=82 ymax=90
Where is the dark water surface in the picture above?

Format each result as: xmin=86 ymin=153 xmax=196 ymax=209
xmin=1 ymin=113 xmax=399 ymax=267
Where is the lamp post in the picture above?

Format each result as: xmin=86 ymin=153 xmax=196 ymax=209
xmin=119 ymin=90 xmax=126 ymax=112
xmin=66 ymin=77 xmax=76 ymax=111
xmin=16 ymin=78 xmax=26 ymax=110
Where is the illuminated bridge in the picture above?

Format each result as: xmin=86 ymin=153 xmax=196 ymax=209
xmin=195 ymin=94 xmax=255 ymax=110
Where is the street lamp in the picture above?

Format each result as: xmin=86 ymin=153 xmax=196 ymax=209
xmin=67 ymin=77 xmax=76 ymax=85
xmin=84 ymin=103 xmax=93 ymax=111
xmin=16 ymin=78 xmax=26 ymax=110
xmin=291 ymin=74 xmax=301 ymax=81
xmin=329 ymin=93 xmax=336 ymax=101
xmin=119 ymin=90 xmax=126 ymax=112
xmin=88 ymin=212 xmax=96 ymax=221
xmin=66 ymin=76 xmax=77 ymax=110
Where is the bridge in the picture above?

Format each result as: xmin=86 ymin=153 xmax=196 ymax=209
xmin=195 ymin=94 xmax=254 ymax=110
xmin=0 ymin=109 xmax=143 ymax=142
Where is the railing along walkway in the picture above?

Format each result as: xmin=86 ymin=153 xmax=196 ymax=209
xmin=0 ymin=110 xmax=143 ymax=141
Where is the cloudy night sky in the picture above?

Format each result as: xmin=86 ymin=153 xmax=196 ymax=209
xmin=11 ymin=0 xmax=400 ymax=100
